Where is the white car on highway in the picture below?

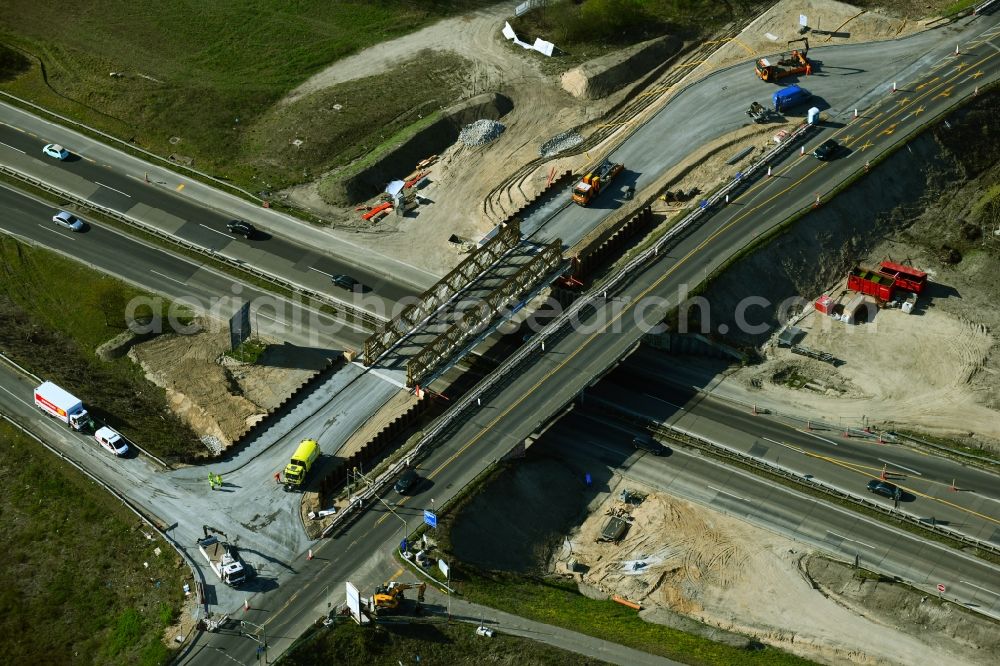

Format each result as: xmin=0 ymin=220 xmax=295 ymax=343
xmin=52 ymin=210 xmax=85 ymax=232
xmin=42 ymin=143 xmax=70 ymax=160
xmin=95 ymin=427 xmax=129 ymax=456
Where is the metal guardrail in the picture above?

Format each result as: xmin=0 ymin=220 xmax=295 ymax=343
xmin=1 ymin=91 xmax=260 ymax=203
xmin=0 ymin=165 xmax=386 ymax=328
xmin=649 ymin=421 xmax=1000 ymax=557
xmin=322 ymin=123 xmax=818 ymax=536
xmin=0 ymin=412 xmax=209 ymax=651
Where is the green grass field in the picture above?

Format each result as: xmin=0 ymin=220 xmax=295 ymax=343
xmin=0 ymin=235 xmax=202 ymax=460
xmin=0 ymin=1 xmax=495 ymax=190
xmin=285 ymin=615 xmax=612 ymax=665
xmin=0 ymin=420 xmax=188 ymax=665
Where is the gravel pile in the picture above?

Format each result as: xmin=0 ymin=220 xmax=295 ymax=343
xmin=539 ymin=130 xmax=583 ymax=157
xmin=459 ymin=119 xmax=506 ymax=146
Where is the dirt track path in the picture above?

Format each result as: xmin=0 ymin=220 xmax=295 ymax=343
xmin=284 ymin=2 xmax=526 ymax=104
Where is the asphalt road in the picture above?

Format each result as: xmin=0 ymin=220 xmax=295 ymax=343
xmin=538 ymin=413 xmax=1000 ymax=616
xmin=2 ymin=13 xmax=998 ymax=666
xmin=0 ymin=103 xmax=433 ymax=305
xmin=0 ymin=183 xmax=369 ymax=350
xmin=589 ymin=353 xmax=1000 ymax=547
xmin=525 ymin=17 xmax=998 ymax=247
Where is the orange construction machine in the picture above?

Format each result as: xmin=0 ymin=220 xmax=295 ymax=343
xmin=572 ymin=159 xmax=624 ymax=206
xmin=755 ymin=38 xmax=811 ymax=82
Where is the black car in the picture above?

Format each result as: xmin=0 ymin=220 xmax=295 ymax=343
xmin=226 ymin=220 xmax=256 ymax=238
xmin=867 ymin=479 xmax=902 ymax=500
xmin=331 ymin=274 xmax=361 ymax=291
xmin=394 ymin=469 xmax=419 ymax=494
xmin=812 ymin=139 xmax=840 ymax=161
xmin=632 ymin=434 xmax=665 ymax=456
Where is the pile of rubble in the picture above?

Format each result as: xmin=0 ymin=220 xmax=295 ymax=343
xmin=539 ymin=130 xmax=584 ymax=157
xmin=459 ymin=119 xmax=506 ymax=146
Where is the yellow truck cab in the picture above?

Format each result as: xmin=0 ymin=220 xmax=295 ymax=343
xmin=284 ymin=439 xmax=320 ymax=489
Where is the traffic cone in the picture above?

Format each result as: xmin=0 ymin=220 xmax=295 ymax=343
xmin=244 ymin=598 xmax=250 ymax=611
xmin=949 ymin=479 xmax=958 ymax=492
xmin=307 ymin=549 xmax=314 ymax=560
xmin=880 ymin=464 xmax=887 ymax=480
xmin=813 ymin=193 xmax=821 ymax=209
xmin=954 ymin=44 xmax=960 ymax=56
xmin=891 ymin=81 xmax=897 ymax=93
xmin=767 ymin=166 xmax=772 ymax=178
xmin=752 ymin=404 xmax=758 ymax=415
xmin=805 ymin=419 xmax=812 ymax=431
xmin=800 ymin=146 xmax=805 ymax=157
xmin=853 ymin=108 xmax=859 ymax=120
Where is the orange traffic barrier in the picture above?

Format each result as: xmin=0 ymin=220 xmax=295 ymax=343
xmin=362 ymin=202 xmax=392 ymax=221
xmin=612 ymin=595 xmax=641 ymax=610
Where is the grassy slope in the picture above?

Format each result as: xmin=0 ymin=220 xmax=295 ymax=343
xmin=0 ymin=421 xmax=187 ymax=665
xmin=284 ymin=616 xmax=612 ymax=666
xmin=0 ymin=0 xmax=495 ymax=188
xmin=0 ymin=235 xmax=201 ymax=460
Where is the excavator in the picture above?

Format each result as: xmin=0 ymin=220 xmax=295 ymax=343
xmin=755 ymin=38 xmax=811 ymax=82
xmin=371 ymin=581 xmax=427 ymax=615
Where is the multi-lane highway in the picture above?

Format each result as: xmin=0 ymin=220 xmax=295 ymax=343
xmin=0 ymin=102 xmax=434 ymax=306
xmin=0 ymin=184 xmax=369 ymax=349
xmin=590 ymin=350 xmax=1000 ymax=547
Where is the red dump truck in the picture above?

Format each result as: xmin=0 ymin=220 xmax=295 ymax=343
xmin=847 ymin=267 xmax=895 ymax=301
xmin=878 ymin=261 xmax=927 ymax=294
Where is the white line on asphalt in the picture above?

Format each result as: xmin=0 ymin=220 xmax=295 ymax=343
xmin=149 ymin=269 xmax=187 ymax=286
xmin=643 ymin=393 xmax=683 ymax=408
xmin=95 ymin=181 xmax=131 ymax=197
xmin=960 ymin=581 xmax=1000 ymax=597
xmin=0 ymin=384 xmax=33 ymax=408
xmin=253 ymin=311 xmax=284 ymax=325
xmin=39 ymin=225 xmax=75 ymax=240
xmin=363 ymin=365 xmax=407 ymax=389
xmin=309 ymin=266 xmax=335 ymax=278
xmin=798 ymin=429 xmax=838 ymax=446
xmin=707 ymin=485 xmax=751 ymax=503
xmin=198 ymin=223 xmax=232 ymax=238
xmin=0 ymin=141 xmax=26 ymax=154
xmin=877 ymin=458 xmax=922 ymax=476
xmin=826 ymin=531 xmax=876 ymax=549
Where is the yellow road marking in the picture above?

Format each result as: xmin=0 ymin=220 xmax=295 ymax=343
xmin=729 ymin=37 xmax=755 ymax=56
xmin=176 ymin=183 xmax=185 ymax=191
xmin=403 ymin=42 xmax=1000 ymax=518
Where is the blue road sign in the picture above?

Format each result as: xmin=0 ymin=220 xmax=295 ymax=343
xmin=423 ymin=509 xmax=437 ymax=528
xmin=700 ymin=199 xmax=709 ymax=209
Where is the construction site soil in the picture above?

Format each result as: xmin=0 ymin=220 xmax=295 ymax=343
xmin=447 ymin=444 xmax=1000 ymax=665
xmin=278 ymin=0 xmax=931 ymax=278
xmin=692 ymin=91 xmax=1000 ymax=449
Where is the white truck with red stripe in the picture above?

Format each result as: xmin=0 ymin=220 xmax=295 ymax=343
xmin=34 ymin=381 xmax=93 ymax=431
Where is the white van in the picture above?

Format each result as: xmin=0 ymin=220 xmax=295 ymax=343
xmin=95 ymin=427 xmax=129 ymax=456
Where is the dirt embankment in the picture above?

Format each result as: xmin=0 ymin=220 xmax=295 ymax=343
xmin=129 ymin=326 xmax=330 ymax=454
xmin=561 ymin=35 xmax=682 ymax=100
xmin=554 ymin=479 xmax=996 ymax=665
xmin=689 ymin=93 xmax=1000 ymax=447
xmin=316 ymin=92 xmax=513 ymax=206
xmin=448 ymin=445 xmax=997 ymax=665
